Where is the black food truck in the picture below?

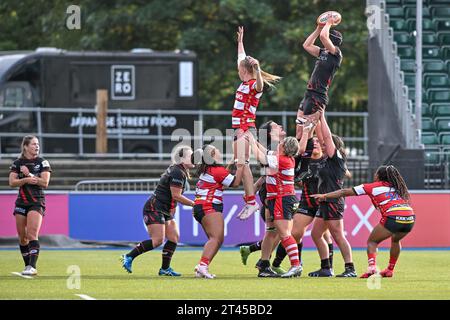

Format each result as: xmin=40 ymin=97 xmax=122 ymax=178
xmin=0 ymin=48 xmax=198 ymax=155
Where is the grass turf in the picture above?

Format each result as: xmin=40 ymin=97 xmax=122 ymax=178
xmin=0 ymin=249 xmax=449 ymax=300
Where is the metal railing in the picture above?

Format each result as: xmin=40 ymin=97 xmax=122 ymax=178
xmin=74 ymin=178 xmax=191 ymax=192
xmin=0 ymin=107 xmax=369 ymax=160
xmin=367 ymin=0 xmax=420 ymax=148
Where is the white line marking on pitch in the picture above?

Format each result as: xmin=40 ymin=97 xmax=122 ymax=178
xmin=11 ymin=272 xmax=33 ymax=279
xmin=75 ymin=294 xmax=96 ymax=300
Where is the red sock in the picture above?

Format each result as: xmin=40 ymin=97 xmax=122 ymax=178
xmin=388 ymin=257 xmax=397 ymax=270
xmin=367 ymin=253 xmax=377 ymax=267
xmin=281 ymin=236 xmax=300 ymax=267
xmin=200 ymin=256 xmax=210 ymax=266
xmin=244 ymin=195 xmax=256 ymax=206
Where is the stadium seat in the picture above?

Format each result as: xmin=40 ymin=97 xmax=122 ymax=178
xmin=424 ymin=148 xmax=441 ymax=163
xmin=398 ymin=46 xmax=415 ymax=58
xmin=394 ymin=33 xmax=414 ymax=45
xmin=423 ymin=33 xmax=438 ymax=46
xmin=385 ymin=0 xmax=402 ymax=4
xmin=405 ymin=6 xmax=431 ymax=19
xmin=422 ymin=103 xmax=432 ymax=117
xmin=435 ymin=117 xmax=450 ymax=132
xmin=425 ymin=74 xmax=449 ymax=88
xmin=407 ymin=19 xmax=435 ymax=32
xmin=429 ymin=0 xmax=450 ymax=5
xmin=440 ymin=133 xmax=450 ymax=145
xmin=401 ymin=59 xmax=416 ymax=72
xmin=404 ymin=74 xmax=416 ymax=87
xmin=432 ymin=7 xmax=450 ymax=18
xmin=435 ymin=20 xmax=450 ymax=32
xmin=387 ymin=7 xmax=406 ymax=18
xmin=422 ymin=118 xmax=436 ymax=131
xmin=428 ymin=90 xmax=450 ymax=103
xmin=432 ymin=104 xmax=450 ymax=117
xmin=423 ymin=46 xmax=441 ymax=59
xmin=438 ymin=32 xmax=450 ymax=46
xmin=423 ymin=60 xmax=446 ymax=73
xmin=390 ymin=19 xmax=409 ymax=32
xmin=422 ymin=132 xmax=439 ymax=144
xmin=440 ymin=46 xmax=450 ymax=60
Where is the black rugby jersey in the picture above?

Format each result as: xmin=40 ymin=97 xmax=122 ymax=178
xmin=317 ymin=149 xmax=347 ymax=203
xmin=306 ymin=47 xmax=342 ymax=104
xmin=152 ymin=164 xmax=188 ymax=213
xmin=10 ymin=157 xmax=52 ymax=206
xmin=300 ymin=158 xmax=321 ymax=208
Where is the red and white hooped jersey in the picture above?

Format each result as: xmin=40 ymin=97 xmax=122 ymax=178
xmin=353 ymin=181 xmax=413 ymax=217
xmin=231 ymin=79 xmax=263 ymax=130
xmin=265 ymin=151 xmax=296 ymax=199
xmin=194 ymin=166 xmax=235 ymax=205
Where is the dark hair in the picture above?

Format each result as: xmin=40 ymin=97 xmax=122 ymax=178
xmin=332 ymin=134 xmax=347 ymax=162
xmin=329 ymin=30 xmax=343 ymax=46
xmin=332 ymin=134 xmax=351 ymax=179
xmin=195 ymin=145 xmax=220 ymax=176
xmin=20 ymin=135 xmax=38 ymax=158
xmin=376 ymin=165 xmax=410 ymax=201
xmin=259 ymin=120 xmax=274 ymax=150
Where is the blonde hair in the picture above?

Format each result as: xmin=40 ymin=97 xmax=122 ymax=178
xmin=282 ymin=137 xmax=299 ymax=157
xmin=241 ymin=58 xmax=281 ymax=88
xmin=172 ymin=145 xmax=193 ymax=179
xmin=20 ymin=135 xmax=38 ymax=158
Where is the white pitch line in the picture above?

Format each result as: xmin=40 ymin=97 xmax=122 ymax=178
xmin=75 ymin=294 xmax=96 ymax=300
xmin=11 ymin=272 xmax=33 ymax=279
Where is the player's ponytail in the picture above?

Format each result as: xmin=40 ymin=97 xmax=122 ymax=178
xmin=259 ymin=69 xmax=281 ymax=89
xmin=376 ymin=165 xmax=410 ymax=201
xmin=332 ymin=134 xmax=351 ymax=179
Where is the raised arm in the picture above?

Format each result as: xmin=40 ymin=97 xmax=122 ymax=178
xmin=248 ymin=134 xmax=269 ymax=165
xmin=298 ymin=122 xmax=315 ymax=155
xmin=320 ymin=111 xmax=336 ymax=158
xmin=303 ymin=25 xmax=323 ymax=57
xmin=230 ymin=164 xmax=245 ymax=188
xmin=237 ymin=26 xmax=246 ymax=68
xmin=312 ymin=188 xmax=356 ymax=202
xmin=319 ymin=14 xmax=337 ymax=55
xmin=247 ymin=56 xmax=264 ymax=92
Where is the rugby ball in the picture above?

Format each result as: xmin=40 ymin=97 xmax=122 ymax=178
xmin=317 ymin=11 xmax=342 ymax=27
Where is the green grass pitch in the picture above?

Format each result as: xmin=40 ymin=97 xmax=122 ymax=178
xmin=0 ymin=249 xmax=449 ymax=300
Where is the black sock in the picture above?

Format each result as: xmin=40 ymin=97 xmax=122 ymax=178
xmin=161 ymin=240 xmax=177 ymax=269
xmin=19 ymin=244 xmax=30 ymax=266
xmin=298 ymin=242 xmax=303 ymax=262
xmin=259 ymin=259 xmax=270 ymax=269
xmin=345 ymin=262 xmax=355 ymax=271
xmin=249 ymin=241 xmax=262 ymax=253
xmin=28 ymin=240 xmax=40 ymax=269
xmin=272 ymin=244 xmax=287 ymax=268
xmin=328 ymin=243 xmax=334 ymax=268
xmin=127 ymin=239 xmax=154 ymax=259
xmin=321 ymin=258 xmax=331 ymax=270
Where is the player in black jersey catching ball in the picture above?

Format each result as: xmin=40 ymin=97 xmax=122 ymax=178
xmin=297 ymin=13 xmax=343 ymax=138
xmin=9 ymin=136 xmax=52 ymax=276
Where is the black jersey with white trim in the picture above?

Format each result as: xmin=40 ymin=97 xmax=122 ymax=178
xmin=10 ymin=157 xmax=52 ymax=206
